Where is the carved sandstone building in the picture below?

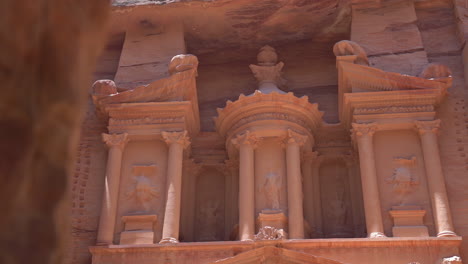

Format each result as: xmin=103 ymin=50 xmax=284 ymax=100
xmin=71 ymin=1 xmax=468 ymax=264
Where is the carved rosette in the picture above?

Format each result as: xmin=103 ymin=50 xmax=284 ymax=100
xmin=414 ymin=119 xmax=441 ymax=136
xmin=102 ymin=133 xmax=129 ymax=150
xmin=162 ymin=130 xmax=191 ymax=149
xmin=231 ymin=131 xmax=259 ymax=149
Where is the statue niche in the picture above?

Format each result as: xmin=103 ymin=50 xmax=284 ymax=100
xmin=263 ymin=172 xmax=281 ymax=211
xmin=319 ymin=160 xmax=354 ymax=238
xmin=126 ymin=165 xmax=160 ymax=213
xmin=195 ymin=167 xmax=226 ymax=242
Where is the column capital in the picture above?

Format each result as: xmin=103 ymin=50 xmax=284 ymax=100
xmin=162 ymin=131 xmax=191 ymax=149
xmin=414 ymin=119 xmax=441 ymax=136
xmin=285 ymin=129 xmax=307 ymax=147
xmin=102 ymin=133 xmax=129 ymax=149
xmin=231 ymin=131 xmax=259 ymax=149
xmin=351 ymin=123 xmax=378 ymax=139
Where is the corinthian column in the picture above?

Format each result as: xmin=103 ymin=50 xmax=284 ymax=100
xmin=160 ymin=131 xmax=191 ymax=244
xmin=351 ymin=123 xmax=386 ymax=238
xmin=97 ymin=133 xmax=129 ymax=245
xmin=285 ymin=129 xmax=307 ymax=239
xmin=232 ymin=131 xmax=258 ymax=241
xmin=301 ymin=151 xmax=316 ymax=238
xmin=415 ymin=120 xmax=456 ymax=237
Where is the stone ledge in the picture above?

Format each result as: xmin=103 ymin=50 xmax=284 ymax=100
xmin=89 ymin=237 xmax=462 ymax=254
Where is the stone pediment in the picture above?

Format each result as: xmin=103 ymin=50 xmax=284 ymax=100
xmin=93 ymin=67 xmax=197 ymax=107
xmin=333 ymin=40 xmax=452 ymax=128
xmin=210 ymin=246 xmax=347 ymax=264
xmin=92 ymin=54 xmax=201 ymax=135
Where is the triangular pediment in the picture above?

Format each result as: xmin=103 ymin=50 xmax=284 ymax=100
xmin=210 ymin=246 xmax=348 ymax=264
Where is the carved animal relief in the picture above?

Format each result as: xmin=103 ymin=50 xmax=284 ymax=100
xmin=126 ymin=165 xmax=160 ymax=212
xmin=386 ymin=156 xmax=418 ymax=194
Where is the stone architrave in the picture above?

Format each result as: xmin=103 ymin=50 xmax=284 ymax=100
xmin=232 ymin=131 xmax=258 ymax=241
xmin=160 ymin=131 xmax=191 ymax=243
xmin=97 ymin=133 xmax=129 ymax=245
xmin=351 ymin=123 xmax=386 ymax=238
xmin=284 ymin=129 xmax=307 ymax=239
xmin=414 ymin=120 xmax=457 ymax=237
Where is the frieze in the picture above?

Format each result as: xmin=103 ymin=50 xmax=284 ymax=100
xmin=354 ymin=105 xmax=434 ymax=115
xmin=229 ymin=112 xmax=311 ymax=133
xmin=109 ymin=117 xmax=185 ymax=126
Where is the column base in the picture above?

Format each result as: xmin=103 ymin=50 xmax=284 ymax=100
xmin=368 ymin=232 xmax=386 ymax=238
xmin=240 ymin=238 xmax=254 ymax=242
xmin=437 ymin=231 xmax=457 ymax=237
xmin=159 ymin=237 xmax=179 ymax=244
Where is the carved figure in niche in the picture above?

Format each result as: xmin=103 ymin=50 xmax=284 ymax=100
xmin=329 ymin=175 xmax=348 ymax=227
xmin=386 ymin=156 xmax=418 ymax=194
xmin=126 ymin=176 xmax=159 ymax=212
xmin=263 ymin=172 xmax=281 ymax=211
xmin=198 ymin=200 xmax=221 ymax=241
xmin=254 ymin=226 xmax=285 ymax=240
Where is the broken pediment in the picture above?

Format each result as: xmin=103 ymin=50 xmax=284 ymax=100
xmin=92 ymin=54 xmax=199 ymax=111
xmin=92 ymin=54 xmax=200 ymax=135
xmin=333 ymin=40 xmax=452 ymax=128
xmin=210 ymin=246 xmax=347 ymax=264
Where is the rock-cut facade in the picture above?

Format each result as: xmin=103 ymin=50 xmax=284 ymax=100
xmin=70 ymin=1 xmax=468 ymax=264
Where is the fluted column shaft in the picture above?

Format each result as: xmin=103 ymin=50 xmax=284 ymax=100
xmin=352 ymin=123 xmax=385 ymax=238
xmin=232 ymin=131 xmax=258 ymax=241
xmin=97 ymin=133 xmax=129 ymax=245
xmin=285 ymin=130 xmax=307 ymax=239
xmin=160 ymin=131 xmax=190 ymax=244
xmin=415 ymin=120 xmax=456 ymax=237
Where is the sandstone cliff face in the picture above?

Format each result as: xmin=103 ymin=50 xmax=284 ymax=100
xmin=72 ymin=0 xmax=468 ymax=263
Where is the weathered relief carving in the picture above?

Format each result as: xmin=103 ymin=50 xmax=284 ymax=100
xmin=333 ymin=40 xmax=369 ymax=65
xmin=127 ymin=165 xmax=160 ymax=212
xmin=92 ymin=79 xmax=118 ymax=96
xmin=442 ymin=256 xmax=463 ymax=264
xmin=168 ymin=54 xmax=199 ymax=75
xmin=419 ymin=63 xmax=452 ymax=79
xmin=386 ymin=156 xmax=418 ymax=194
xmin=263 ymin=172 xmax=281 ymax=210
xmin=198 ymin=200 xmax=221 ymax=241
xmin=254 ymin=226 xmax=285 ymax=240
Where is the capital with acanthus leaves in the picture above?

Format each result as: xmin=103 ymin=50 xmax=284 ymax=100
xmin=102 ymin=133 xmax=129 ymax=149
xmin=162 ymin=130 xmax=191 ymax=149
